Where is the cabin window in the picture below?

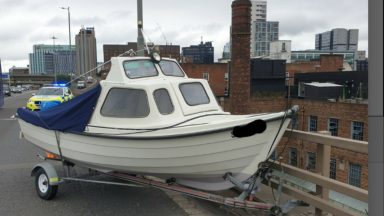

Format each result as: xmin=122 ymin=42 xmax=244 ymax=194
xmin=179 ymin=82 xmax=210 ymax=106
xmin=123 ymin=60 xmax=158 ymax=79
xmin=153 ymin=89 xmax=174 ymax=115
xmin=159 ymin=60 xmax=185 ymax=77
xmin=101 ymin=88 xmax=149 ymax=118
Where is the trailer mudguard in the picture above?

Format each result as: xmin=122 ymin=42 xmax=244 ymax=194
xmin=31 ymin=162 xmax=60 ymax=186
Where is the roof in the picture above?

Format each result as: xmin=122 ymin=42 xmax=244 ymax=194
xmin=304 ymin=82 xmax=342 ymax=87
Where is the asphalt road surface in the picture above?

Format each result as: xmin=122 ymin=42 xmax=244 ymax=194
xmin=0 ymin=92 xmax=255 ymax=216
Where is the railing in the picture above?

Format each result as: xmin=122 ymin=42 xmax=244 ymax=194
xmin=267 ymin=130 xmax=368 ymax=216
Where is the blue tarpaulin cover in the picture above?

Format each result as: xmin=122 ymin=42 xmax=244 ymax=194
xmin=17 ymin=84 xmax=101 ymax=133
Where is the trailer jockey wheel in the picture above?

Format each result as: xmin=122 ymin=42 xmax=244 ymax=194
xmin=35 ymin=168 xmax=58 ymax=200
xmin=269 ymin=205 xmax=282 ymax=216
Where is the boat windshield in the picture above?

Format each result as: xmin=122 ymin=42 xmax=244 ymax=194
xmin=159 ymin=60 xmax=185 ymax=77
xmin=123 ymin=60 xmax=158 ymax=79
xmin=36 ymin=88 xmax=64 ymax=96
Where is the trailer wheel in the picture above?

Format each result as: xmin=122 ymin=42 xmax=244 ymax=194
xmin=35 ymin=168 xmax=58 ymax=200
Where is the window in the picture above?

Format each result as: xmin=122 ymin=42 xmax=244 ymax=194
xmin=351 ymin=121 xmax=364 ymax=140
xmin=282 ymin=43 xmax=286 ymax=52
xmin=308 ymin=116 xmax=318 ymax=132
xmin=349 ymin=163 xmax=361 ymax=187
xmin=291 ymin=118 xmax=299 ymax=130
xmin=101 ymin=88 xmax=149 ymax=118
xmin=153 ymin=89 xmax=174 ymax=115
xmin=224 ymin=87 xmax=229 ymax=96
xmin=159 ymin=60 xmax=185 ymax=77
xmin=328 ymin=118 xmax=339 ymax=136
xmin=289 ymin=148 xmax=297 ymax=166
xmin=224 ymin=73 xmax=229 ymax=81
xmin=203 ymin=73 xmax=209 ymax=81
xmin=179 ymin=83 xmax=210 ymax=106
xmin=37 ymin=87 xmax=64 ymax=96
xmin=306 ymin=152 xmax=316 ymax=170
xmin=269 ymin=150 xmax=277 ymax=160
xmin=330 ymin=158 xmax=337 ymax=179
xmin=123 ymin=60 xmax=158 ymax=79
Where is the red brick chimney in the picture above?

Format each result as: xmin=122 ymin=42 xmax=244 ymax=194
xmin=229 ymin=0 xmax=251 ymax=114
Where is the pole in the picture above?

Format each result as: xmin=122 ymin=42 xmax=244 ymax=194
xmin=60 ymin=6 xmax=72 ymax=75
xmin=52 ymin=35 xmax=57 ymax=83
xmin=68 ymin=7 xmax=72 ymax=75
xmin=137 ymin=0 xmax=144 ymax=56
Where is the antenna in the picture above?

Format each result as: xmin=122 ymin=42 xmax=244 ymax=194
xmin=140 ymin=28 xmax=154 ymax=55
xmin=156 ymin=23 xmax=168 ymax=45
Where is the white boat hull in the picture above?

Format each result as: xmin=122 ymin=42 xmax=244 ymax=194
xmin=18 ymin=113 xmax=290 ymax=191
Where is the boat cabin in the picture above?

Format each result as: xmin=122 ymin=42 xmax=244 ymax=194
xmin=88 ymin=57 xmax=224 ymax=129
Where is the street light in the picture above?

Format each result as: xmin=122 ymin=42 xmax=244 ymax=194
xmin=60 ymin=6 xmax=72 ymax=75
xmin=51 ymin=35 xmax=58 ymax=83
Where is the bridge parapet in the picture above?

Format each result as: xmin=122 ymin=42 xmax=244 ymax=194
xmin=268 ymin=130 xmax=368 ymax=216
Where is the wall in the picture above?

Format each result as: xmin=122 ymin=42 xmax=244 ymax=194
xmin=181 ymin=63 xmax=228 ymax=97
xmin=223 ymin=96 xmax=368 ymax=189
xmin=286 ymin=55 xmax=344 ymax=85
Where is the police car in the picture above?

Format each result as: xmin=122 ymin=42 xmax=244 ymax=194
xmin=26 ymin=85 xmax=74 ymax=111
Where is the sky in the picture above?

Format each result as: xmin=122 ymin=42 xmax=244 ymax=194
xmin=0 ymin=0 xmax=368 ymax=72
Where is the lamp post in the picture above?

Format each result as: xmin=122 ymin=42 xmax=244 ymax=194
xmin=60 ymin=6 xmax=72 ymax=75
xmin=51 ymin=35 xmax=58 ymax=83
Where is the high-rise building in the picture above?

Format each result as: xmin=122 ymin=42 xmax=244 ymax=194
xmin=250 ymin=1 xmax=267 ymax=57
xmin=251 ymin=21 xmax=279 ymax=57
xmin=29 ymin=44 xmax=76 ymax=75
xmin=250 ymin=1 xmax=279 ymax=57
xmin=315 ymin=28 xmax=359 ymax=51
xmin=75 ymin=27 xmax=97 ymax=76
xmin=218 ymin=42 xmax=231 ymax=63
xmin=182 ymin=41 xmax=214 ymax=64
xmin=251 ymin=1 xmax=267 ymax=22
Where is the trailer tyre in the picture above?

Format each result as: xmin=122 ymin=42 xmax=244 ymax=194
xmin=35 ymin=168 xmax=58 ymax=200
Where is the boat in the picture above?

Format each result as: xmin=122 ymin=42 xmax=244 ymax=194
xmin=17 ymin=51 xmax=298 ymax=191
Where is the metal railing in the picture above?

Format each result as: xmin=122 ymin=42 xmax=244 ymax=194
xmin=268 ymin=130 xmax=368 ymax=216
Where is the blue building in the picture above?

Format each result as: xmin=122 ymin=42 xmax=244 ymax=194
xmin=29 ymin=44 xmax=76 ymax=75
xmin=356 ymin=59 xmax=368 ymax=71
xmin=182 ymin=41 xmax=214 ymax=64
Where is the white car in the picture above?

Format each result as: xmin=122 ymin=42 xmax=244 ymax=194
xmin=77 ymin=80 xmax=86 ymax=89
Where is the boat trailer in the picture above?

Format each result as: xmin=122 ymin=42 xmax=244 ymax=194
xmin=31 ymin=154 xmax=307 ymax=216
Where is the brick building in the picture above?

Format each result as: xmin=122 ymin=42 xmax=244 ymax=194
xmin=286 ymin=54 xmax=344 ymax=85
xmin=181 ymin=63 xmax=229 ymax=97
xmin=9 ymin=66 xmax=29 ymax=76
xmin=220 ymin=0 xmax=369 ymax=189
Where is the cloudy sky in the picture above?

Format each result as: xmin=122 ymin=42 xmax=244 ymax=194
xmin=0 ymin=0 xmax=368 ymax=72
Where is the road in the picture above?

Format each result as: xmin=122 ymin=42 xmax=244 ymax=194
xmin=0 ymin=92 xmax=253 ymax=216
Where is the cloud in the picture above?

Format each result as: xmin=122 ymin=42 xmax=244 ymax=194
xmin=0 ymin=0 xmax=368 ymax=67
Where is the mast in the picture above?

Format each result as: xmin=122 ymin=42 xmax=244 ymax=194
xmin=137 ymin=0 xmax=145 ymax=56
